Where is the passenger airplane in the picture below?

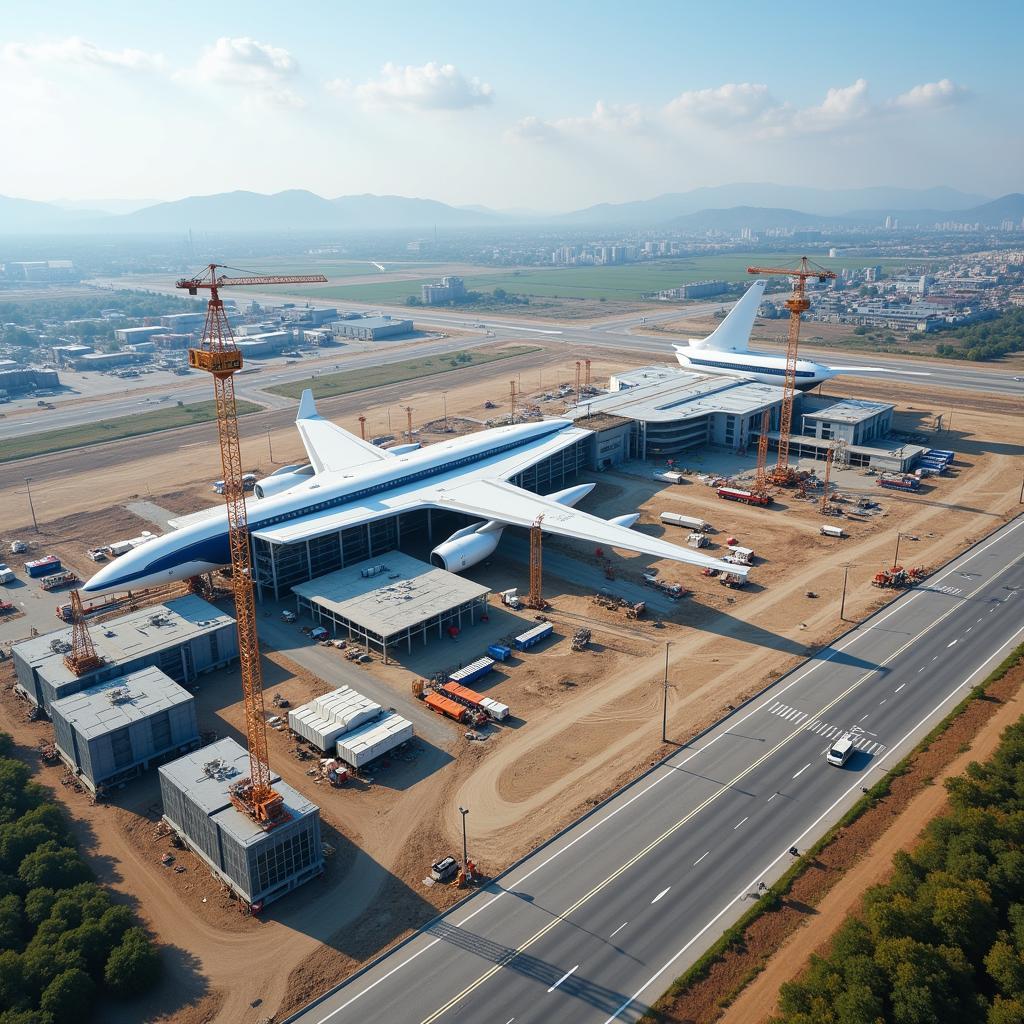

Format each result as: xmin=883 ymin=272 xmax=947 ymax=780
xmin=672 ymin=280 xmax=930 ymax=388
xmin=82 ymin=390 xmax=748 ymax=595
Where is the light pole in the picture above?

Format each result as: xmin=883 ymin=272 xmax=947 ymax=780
xmin=386 ymin=408 xmax=392 ymax=433
xmin=662 ymin=641 xmax=671 ymax=743
xmin=458 ymin=806 xmax=469 ymax=877
xmin=442 ymin=391 xmax=448 ymax=432
xmin=893 ymin=532 xmax=907 ymax=569
xmin=24 ymin=477 xmax=38 ymax=534
xmin=840 ymin=563 xmax=854 ymax=621
xmin=267 ymin=429 xmax=276 ymax=464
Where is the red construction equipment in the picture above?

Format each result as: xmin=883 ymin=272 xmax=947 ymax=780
xmin=63 ymin=590 xmax=103 ymax=676
xmin=747 ymin=258 xmax=837 ymax=485
xmin=178 ymin=263 xmax=327 ymax=826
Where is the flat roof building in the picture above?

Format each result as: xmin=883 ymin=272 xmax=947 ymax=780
xmin=159 ymin=737 xmax=323 ymax=909
xmin=114 ymin=325 xmax=170 ymax=345
xmin=292 ymin=552 xmax=490 ymax=662
xmin=50 ymin=666 xmax=200 ymax=794
xmin=12 ymin=595 xmax=238 ymax=712
xmin=331 ymin=315 xmax=413 ymax=341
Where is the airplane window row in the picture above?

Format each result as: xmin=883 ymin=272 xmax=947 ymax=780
xmin=688 ymin=358 xmax=817 ymax=379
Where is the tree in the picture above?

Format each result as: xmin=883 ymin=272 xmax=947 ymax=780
xmin=986 ymin=939 xmax=1024 ymax=997
xmin=0 ymin=895 xmax=23 ymax=952
xmin=0 ymin=950 xmax=28 ymax=1013
xmin=17 ymin=844 xmax=89 ymax=893
xmin=103 ymin=927 xmax=160 ymax=996
xmin=39 ymin=967 xmax=94 ymax=1024
xmin=22 ymin=890 xmax=55 ymax=930
xmin=990 ymin=996 xmax=1024 ymax=1024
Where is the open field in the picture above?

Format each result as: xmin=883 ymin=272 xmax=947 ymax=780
xmin=265 ymin=345 xmax=540 ymax=400
xmin=0 ymin=398 xmax=262 ymax=463
xmin=0 ymin=344 xmax=1019 ymax=1024
xmin=282 ymin=253 xmax=941 ymax=305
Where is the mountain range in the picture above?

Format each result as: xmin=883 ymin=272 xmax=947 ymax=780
xmin=0 ymin=184 xmax=1020 ymax=235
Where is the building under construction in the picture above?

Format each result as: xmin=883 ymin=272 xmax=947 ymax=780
xmin=159 ymin=737 xmax=323 ymax=909
xmin=11 ymin=595 xmax=238 ymax=713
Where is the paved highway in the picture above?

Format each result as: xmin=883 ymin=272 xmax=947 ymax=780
xmin=287 ymin=515 xmax=1024 ymax=1024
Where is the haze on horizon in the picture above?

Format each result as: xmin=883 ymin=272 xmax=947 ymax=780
xmin=1 ymin=0 xmax=1020 ymax=211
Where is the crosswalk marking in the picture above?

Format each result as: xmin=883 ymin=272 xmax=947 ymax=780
xmin=769 ymin=701 xmax=887 ymax=758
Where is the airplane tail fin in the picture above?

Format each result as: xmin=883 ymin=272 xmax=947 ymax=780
xmin=690 ymin=280 xmax=766 ymax=353
xmin=297 ymin=388 xmax=319 ymax=421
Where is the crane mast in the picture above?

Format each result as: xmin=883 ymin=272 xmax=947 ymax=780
xmin=746 ymin=257 xmax=837 ymax=485
xmin=180 ymin=264 xmax=326 ymax=825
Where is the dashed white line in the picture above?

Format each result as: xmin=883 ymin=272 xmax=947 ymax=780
xmin=859 ymin=714 xmax=869 ymax=722
xmin=895 ymin=683 xmax=906 ymax=693
xmin=734 ymin=817 xmax=749 ymax=830
xmin=693 ymin=851 xmax=710 ymax=865
xmin=879 ymin=699 xmax=887 ymax=705
xmin=966 ymin=626 xmax=973 ymax=633
xmin=651 ymin=888 xmax=671 ymax=904
xmin=947 ymin=640 xmax=959 ymax=648
xmin=547 ymin=965 xmax=579 ymax=993
xmin=609 ymin=922 xmax=628 ymax=939
xmin=793 ymin=763 xmax=811 ymax=779
xmin=766 ymin=793 xmax=777 ymax=803
xmin=918 ymin=667 xmax=926 ymax=673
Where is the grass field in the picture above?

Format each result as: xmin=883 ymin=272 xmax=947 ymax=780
xmin=1 ymin=399 xmax=261 ymax=464
xmin=266 ymin=346 xmax=539 ymax=400
xmin=217 ymin=257 xmax=440 ymax=278
xmin=283 ymin=253 xmax=941 ymax=305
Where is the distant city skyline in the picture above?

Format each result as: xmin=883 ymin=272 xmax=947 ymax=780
xmin=1 ymin=0 xmax=1021 ymax=209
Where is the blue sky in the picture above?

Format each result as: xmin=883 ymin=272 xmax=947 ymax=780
xmin=1 ymin=0 xmax=1020 ymax=209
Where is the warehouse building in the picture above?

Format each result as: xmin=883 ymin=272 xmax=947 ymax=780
xmin=331 ymin=315 xmax=413 ymax=341
xmin=50 ymin=667 xmax=200 ymax=794
xmin=292 ymin=552 xmax=490 ymax=662
xmin=114 ymin=325 xmax=170 ymax=345
xmin=12 ymin=595 xmax=238 ymax=712
xmin=0 ymin=367 xmax=61 ymax=396
xmin=159 ymin=737 xmax=323 ymax=909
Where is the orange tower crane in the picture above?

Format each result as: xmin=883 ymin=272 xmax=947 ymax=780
xmin=177 ymin=264 xmax=327 ymax=826
xmin=820 ymin=443 xmax=835 ymax=514
xmin=509 ymin=380 xmax=517 ymax=423
xmin=527 ymin=514 xmax=545 ymax=609
xmin=357 ymin=415 xmax=367 ymax=440
xmin=584 ymin=358 xmax=592 ymax=392
xmin=575 ymin=361 xmax=582 ymax=404
xmin=64 ymin=590 xmax=103 ymax=676
xmin=752 ymin=409 xmax=771 ymax=499
xmin=404 ymin=406 xmax=414 ymax=443
xmin=746 ymin=258 xmax=836 ymax=485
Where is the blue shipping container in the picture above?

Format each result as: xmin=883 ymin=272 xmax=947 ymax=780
xmin=449 ymin=657 xmax=495 ymax=686
xmin=487 ymin=644 xmax=511 ymax=662
xmin=514 ymin=622 xmax=553 ymax=651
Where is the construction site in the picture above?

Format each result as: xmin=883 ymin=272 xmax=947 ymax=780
xmin=1 ymin=260 xmax=1022 ymax=1024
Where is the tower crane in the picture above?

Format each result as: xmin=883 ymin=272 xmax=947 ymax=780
xmin=746 ymin=258 xmax=836 ymax=485
xmin=527 ymin=514 xmax=546 ymax=609
xmin=178 ymin=264 xmax=327 ymax=826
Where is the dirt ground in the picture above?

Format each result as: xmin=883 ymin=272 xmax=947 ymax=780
xmin=644 ymin=658 xmax=1024 ymax=1024
xmin=1 ymin=345 xmax=1021 ymax=1024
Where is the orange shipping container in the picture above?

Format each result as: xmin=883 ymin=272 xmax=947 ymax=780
xmin=440 ymin=682 xmax=484 ymax=708
xmin=424 ymin=692 xmax=467 ymax=723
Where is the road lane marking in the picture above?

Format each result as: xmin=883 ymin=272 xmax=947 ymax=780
xmin=314 ymin=524 xmax=1024 ymax=1024
xmin=652 ymin=888 xmax=671 ymax=904
xmin=609 ymin=922 xmax=628 ymax=939
xmin=966 ymin=626 xmax=973 ymax=633
xmin=859 ymin=714 xmax=869 ymax=722
xmin=734 ymin=817 xmax=749 ymax=829
xmin=767 ymin=793 xmax=777 ymax=802
xmin=895 ymin=684 xmax=906 ymax=693
xmin=601 ymin=615 xmax=1024 ymax=1024
xmin=919 ymin=667 xmax=926 ymax=672
xmin=547 ymin=965 xmax=578 ymax=993
xmin=694 ymin=851 xmax=710 ymax=865
xmin=947 ymin=640 xmax=959 ymax=648
xmin=879 ymin=699 xmax=887 ymax=705
xmin=792 ymin=764 xmax=811 ymax=779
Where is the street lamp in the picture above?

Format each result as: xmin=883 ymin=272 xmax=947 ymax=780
xmin=662 ymin=641 xmax=671 ymax=743
xmin=458 ymin=806 xmax=469 ymax=876
xmin=24 ymin=477 xmax=39 ymax=534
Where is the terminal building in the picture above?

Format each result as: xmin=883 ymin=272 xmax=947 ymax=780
xmin=159 ymin=737 xmax=324 ymax=909
xmin=331 ymin=315 xmax=413 ymax=341
xmin=291 ymin=552 xmax=491 ymax=662
xmin=12 ymin=595 xmax=238 ymax=712
xmin=50 ymin=667 xmax=200 ymax=794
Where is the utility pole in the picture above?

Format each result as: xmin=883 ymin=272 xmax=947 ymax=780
xmin=458 ymin=805 xmax=469 ymax=876
xmin=893 ymin=532 xmax=906 ymax=569
xmin=662 ymin=641 xmax=671 ymax=743
xmin=840 ymin=563 xmax=853 ymax=621
xmin=442 ymin=391 xmax=448 ymax=432
xmin=1019 ymin=474 xmax=1023 ymax=504
xmin=266 ymin=429 xmax=276 ymax=464
xmin=24 ymin=477 xmax=39 ymax=533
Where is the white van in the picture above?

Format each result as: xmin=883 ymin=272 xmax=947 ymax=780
xmin=826 ymin=733 xmax=855 ymax=766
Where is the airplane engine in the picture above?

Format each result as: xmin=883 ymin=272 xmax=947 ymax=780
xmin=254 ymin=469 xmax=313 ymax=499
xmin=430 ymin=529 xmax=502 ymax=572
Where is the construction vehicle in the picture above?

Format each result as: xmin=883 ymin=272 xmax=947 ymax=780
xmin=720 ymin=572 xmax=747 ymax=589
xmin=872 ymin=565 xmax=927 ymax=589
xmin=571 ymin=628 xmax=592 ymax=651
xmin=687 ymin=532 xmax=709 ymax=549
xmin=746 ymin=258 xmax=837 ymax=485
xmin=500 ymin=588 xmax=522 ymax=610
xmin=625 ymin=601 xmax=646 ymax=619
xmin=0 ymin=564 xmax=15 ymax=584
xmin=660 ymin=512 xmax=712 ymax=532
xmin=717 ymin=486 xmax=771 ymax=507
xmin=179 ymin=263 xmax=327 ymax=826
xmin=642 ymin=573 xmax=688 ymax=599
xmin=0 ymin=600 xmax=14 ymax=616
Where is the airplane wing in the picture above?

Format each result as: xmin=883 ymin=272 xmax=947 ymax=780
xmin=295 ymin=389 xmax=393 ymax=474
xmin=426 ymin=478 xmax=749 ymax=577
xmin=828 ymin=366 xmax=931 ymax=375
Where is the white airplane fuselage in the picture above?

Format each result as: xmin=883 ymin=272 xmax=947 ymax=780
xmin=82 ymin=419 xmax=570 ymax=596
xmin=673 ymin=344 xmax=835 ymax=389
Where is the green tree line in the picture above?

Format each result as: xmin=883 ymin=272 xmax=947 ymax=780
xmin=773 ymin=713 xmax=1024 ymax=1024
xmin=0 ymin=733 xmax=160 ymax=1024
xmin=933 ymin=308 xmax=1024 ymax=362
xmin=0 ymin=291 xmax=202 ymax=334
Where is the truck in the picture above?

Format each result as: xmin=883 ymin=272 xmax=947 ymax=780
xmin=653 ymin=471 xmax=685 ymax=485
xmin=514 ymin=621 xmax=553 ymax=651
xmin=0 ymin=564 xmax=15 ymax=584
xmin=726 ymin=545 xmax=754 ymax=565
xmin=717 ymin=487 xmax=771 ymax=507
xmin=40 ymin=570 xmax=79 ymax=591
xmin=642 ymin=573 xmax=687 ymax=599
xmin=439 ymin=681 xmax=509 ymax=721
xmin=660 ymin=512 xmax=712 ymax=532
xmin=820 ymin=525 xmax=846 ymax=538
xmin=876 ymin=474 xmax=920 ymax=492
xmin=423 ymin=692 xmax=468 ymax=723
xmin=24 ymin=555 xmax=61 ymax=578
xmin=500 ymin=588 xmax=521 ymax=610
xmin=687 ymin=532 xmax=709 ymax=549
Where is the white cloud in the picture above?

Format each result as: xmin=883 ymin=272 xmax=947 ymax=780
xmin=506 ymin=115 xmax=561 ymax=143
xmin=190 ymin=36 xmax=303 ymax=107
xmin=353 ymin=62 xmax=493 ymax=110
xmin=891 ymin=78 xmax=966 ymax=109
xmin=507 ymin=101 xmax=648 ymax=143
xmin=665 ymin=83 xmax=774 ymax=125
xmin=1 ymin=37 xmax=166 ymax=73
